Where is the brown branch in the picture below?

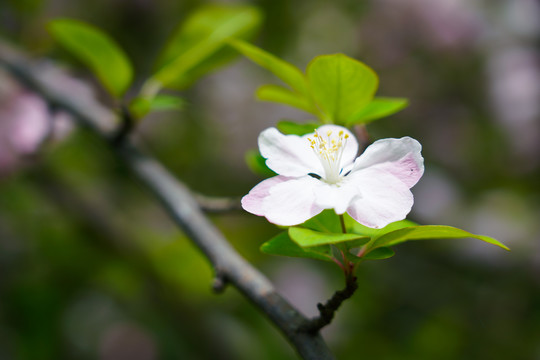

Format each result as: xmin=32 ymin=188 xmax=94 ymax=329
xmin=301 ymin=277 xmax=358 ymax=333
xmin=0 ymin=40 xmax=334 ymax=360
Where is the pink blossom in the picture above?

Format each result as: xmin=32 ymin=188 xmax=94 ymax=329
xmin=0 ymin=90 xmax=50 ymax=177
xmin=0 ymin=66 xmax=101 ymax=178
xmin=242 ymin=125 xmax=424 ymax=228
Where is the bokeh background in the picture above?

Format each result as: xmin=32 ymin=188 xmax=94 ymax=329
xmin=1 ymin=0 xmax=540 ymax=359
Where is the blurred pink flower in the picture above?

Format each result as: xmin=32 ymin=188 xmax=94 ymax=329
xmin=0 ymin=88 xmax=50 ymax=177
xmin=4 ymin=92 xmax=50 ymax=153
xmin=408 ymin=0 xmax=483 ymax=49
xmin=488 ymin=47 xmax=540 ymax=169
xmin=242 ymin=125 xmax=424 ymax=228
xmin=362 ymin=0 xmax=484 ymax=64
xmin=0 ymin=65 xmax=110 ymax=178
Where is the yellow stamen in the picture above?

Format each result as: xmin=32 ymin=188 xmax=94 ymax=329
xmin=309 ymin=128 xmax=349 ymax=184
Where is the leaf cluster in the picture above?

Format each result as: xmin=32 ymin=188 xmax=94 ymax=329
xmin=47 ymin=5 xmax=262 ymax=118
xmin=261 ymin=211 xmax=509 ymax=267
xmin=230 ymin=39 xmax=408 ymax=129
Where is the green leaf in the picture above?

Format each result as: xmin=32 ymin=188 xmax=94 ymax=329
xmin=152 ymin=4 xmax=262 ymax=90
xmin=150 ymin=94 xmax=185 ymax=111
xmin=245 ymin=150 xmax=276 ymax=177
xmin=301 ymin=209 xmax=342 ymax=233
xmin=48 ymin=19 xmax=133 ymax=97
xmin=348 ymin=97 xmax=409 ymax=125
xmin=130 ymin=94 xmax=185 ymax=118
xmin=372 ymin=225 xmax=510 ymax=251
xmin=373 ymin=219 xmax=419 ymax=237
xmin=306 ymin=54 xmax=378 ymax=124
xmin=289 ymin=227 xmax=370 ymax=247
xmin=276 ymin=120 xmax=319 ymax=136
xmin=229 ymin=39 xmax=308 ymax=95
xmin=256 ymin=85 xmax=314 ymax=113
xmin=346 ymin=246 xmax=395 ymax=263
xmin=344 ymin=213 xmax=417 ymax=238
xmin=260 ymin=232 xmax=333 ymax=262
xmin=363 ymin=247 xmax=395 ymax=260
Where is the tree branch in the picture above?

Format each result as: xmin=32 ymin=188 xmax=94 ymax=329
xmin=0 ymin=41 xmax=334 ymax=359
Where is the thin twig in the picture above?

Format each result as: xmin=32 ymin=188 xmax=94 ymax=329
xmin=194 ymin=193 xmax=243 ymax=213
xmin=301 ymin=276 xmax=358 ymax=334
xmin=0 ymin=41 xmax=334 ymax=360
xmin=115 ymin=107 xmax=242 ymax=213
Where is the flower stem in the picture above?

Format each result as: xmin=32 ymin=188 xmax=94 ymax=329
xmin=299 ymin=274 xmax=358 ymax=333
xmin=339 ymin=214 xmax=347 ymax=234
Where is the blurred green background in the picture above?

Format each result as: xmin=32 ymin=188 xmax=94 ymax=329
xmin=1 ymin=0 xmax=539 ymax=359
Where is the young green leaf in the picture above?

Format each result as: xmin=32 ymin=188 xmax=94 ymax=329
xmin=245 ymin=150 xmax=276 ymax=177
xmin=256 ymin=85 xmax=314 ymax=113
xmin=362 ymin=247 xmax=395 ymax=261
xmin=372 ymin=225 xmax=509 ymax=251
xmin=301 ymin=209 xmax=342 ymax=233
xmin=149 ymin=94 xmax=185 ymax=111
xmin=130 ymin=94 xmax=185 ymax=118
xmin=307 ymin=54 xmax=378 ymax=124
xmin=346 ymin=246 xmax=395 ymax=263
xmin=48 ymin=19 xmax=133 ymax=97
xmin=229 ymin=39 xmax=308 ymax=95
xmin=151 ymin=4 xmax=262 ymax=90
xmin=348 ymin=97 xmax=408 ymax=125
xmin=344 ymin=213 xmax=417 ymax=238
xmin=276 ymin=120 xmax=319 ymax=136
xmin=260 ymin=232 xmax=333 ymax=262
xmin=289 ymin=227 xmax=370 ymax=247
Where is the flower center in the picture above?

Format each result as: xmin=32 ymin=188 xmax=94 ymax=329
xmin=308 ymin=129 xmax=349 ymax=184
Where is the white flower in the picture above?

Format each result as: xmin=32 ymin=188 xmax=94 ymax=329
xmin=242 ymin=125 xmax=424 ymax=228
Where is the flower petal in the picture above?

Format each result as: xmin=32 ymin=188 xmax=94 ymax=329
xmin=314 ymin=182 xmax=360 ymax=215
xmin=259 ymin=127 xmax=322 ymax=177
xmin=302 ymin=124 xmax=359 ymax=167
xmin=353 ymin=137 xmax=424 ymax=187
xmin=345 ymin=167 xmax=414 ymax=228
xmin=264 ymin=176 xmax=324 ymax=226
xmin=241 ymin=175 xmax=289 ymax=216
